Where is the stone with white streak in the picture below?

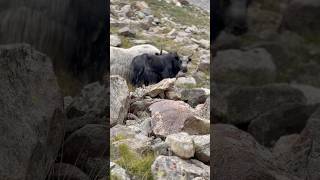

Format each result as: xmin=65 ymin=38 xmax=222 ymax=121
xmin=165 ymin=132 xmax=195 ymax=159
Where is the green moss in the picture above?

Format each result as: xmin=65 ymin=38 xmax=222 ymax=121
xmin=115 ymin=144 xmax=155 ymax=180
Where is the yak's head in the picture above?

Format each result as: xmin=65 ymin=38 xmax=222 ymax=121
xmin=170 ymin=51 xmax=193 ymax=77
xmin=155 ymin=48 xmax=193 ymax=77
xmin=223 ymin=0 xmax=250 ymax=35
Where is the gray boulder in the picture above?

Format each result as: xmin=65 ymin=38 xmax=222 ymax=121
xmin=110 ymin=162 xmax=131 ymax=180
xmin=61 ymin=124 xmax=109 ymax=171
xmin=151 ymin=156 xmax=210 ymax=180
xmin=118 ymin=27 xmax=136 ymax=37
xmin=110 ymin=45 xmax=160 ymax=80
xmin=281 ymin=0 xmax=320 ymax=35
xmin=110 ymin=75 xmax=129 ymax=127
xmin=275 ymin=107 xmax=320 ymax=179
xmin=165 ymin=132 xmax=195 ymax=159
xmin=0 ymin=44 xmax=64 ymax=180
xmin=291 ymin=84 xmax=320 ymax=105
xmin=212 ymin=124 xmax=300 ymax=180
xmin=181 ymin=88 xmax=210 ymax=107
xmin=149 ymin=100 xmax=209 ymax=137
xmin=272 ymin=134 xmax=300 ymax=158
xmin=192 ymin=135 xmax=210 ymax=163
xmin=248 ymin=103 xmax=318 ymax=147
xmin=213 ymin=83 xmax=307 ymax=125
xmin=195 ymin=97 xmax=210 ymax=120
xmin=213 ymin=48 xmax=276 ymax=86
xmin=66 ymin=82 xmax=107 ymax=133
xmin=110 ymin=34 xmax=122 ymax=47
xmin=198 ymin=53 xmax=210 ymax=72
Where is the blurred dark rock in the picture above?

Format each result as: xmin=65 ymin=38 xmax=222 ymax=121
xmin=0 ymin=44 xmax=64 ymax=180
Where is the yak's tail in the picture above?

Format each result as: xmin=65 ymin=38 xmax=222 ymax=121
xmin=130 ymin=65 xmax=144 ymax=87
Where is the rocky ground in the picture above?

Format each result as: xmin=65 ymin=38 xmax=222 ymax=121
xmin=212 ymin=0 xmax=320 ymax=179
xmin=110 ymin=0 xmax=210 ymax=179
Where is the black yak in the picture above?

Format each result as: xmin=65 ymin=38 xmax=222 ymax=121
xmin=0 ymin=0 xmax=107 ymax=86
xmin=212 ymin=0 xmax=251 ymax=43
xmin=130 ymin=52 xmax=190 ymax=86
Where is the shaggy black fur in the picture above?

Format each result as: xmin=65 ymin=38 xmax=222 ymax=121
xmin=130 ymin=52 xmax=185 ymax=86
xmin=212 ymin=0 xmax=251 ymax=43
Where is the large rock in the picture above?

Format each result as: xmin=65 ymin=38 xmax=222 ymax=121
xmin=272 ymin=134 xmax=300 ymax=158
xmin=110 ymin=34 xmax=122 ymax=47
xmin=66 ymin=82 xmax=107 ymax=133
xmin=175 ymin=77 xmax=197 ymax=87
xmin=110 ymin=162 xmax=131 ymax=180
xmin=61 ymin=124 xmax=108 ymax=170
xmin=110 ymin=75 xmax=129 ymax=127
xmin=291 ymin=84 xmax=320 ymax=105
xmin=212 ymin=124 xmax=300 ymax=180
xmin=281 ymin=0 xmax=320 ymax=35
xmin=198 ymin=53 xmax=210 ymax=72
xmin=275 ymin=107 xmax=320 ymax=179
xmin=192 ymin=135 xmax=210 ymax=163
xmin=181 ymin=88 xmax=210 ymax=107
xmin=213 ymin=48 xmax=276 ymax=86
xmin=151 ymin=156 xmax=210 ymax=180
xmin=110 ymin=44 xmax=160 ymax=80
xmin=165 ymin=132 xmax=195 ymax=159
xmin=149 ymin=100 xmax=209 ymax=137
xmin=47 ymin=163 xmax=90 ymax=180
xmin=195 ymin=97 xmax=210 ymax=120
xmin=132 ymin=78 xmax=176 ymax=99
xmin=213 ymin=84 xmax=307 ymax=125
xmin=111 ymin=125 xmax=152 ymax=156
xmin=0 ymin=44 xmax=64 ymax=180
xmin=0 ymin=0 xmax=107 ymax=84
xmin=248 ymin=103 xmax=318 ymax=147
xmin=118 ymin=27 xmax=136 ymax=37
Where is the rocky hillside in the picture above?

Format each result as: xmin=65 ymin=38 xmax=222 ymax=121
xmin=212 ymin=0 xmax=320 ymax=179
xmin=110 ymin=0 xmax=210 ymax=179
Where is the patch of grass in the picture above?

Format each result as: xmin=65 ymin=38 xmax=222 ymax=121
xmin=111 ymin=26 xmax=120 ymax=34
xmin=127 ymin=82 xmax=136 ymax=92
xmin=112 ymin=134 xmax=128 ymax=142
xmin=115 ymin=144 xmax=155 ymax=180
xmin=119 ymin=36 xmax=134 ymax=48
xmin=136 ymin=33 xmax=182 ymax=52
xmin=111 ymin=174 xmax=122 ymax=180
xmin=141 ymin=0 xmax=209 ymax=27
